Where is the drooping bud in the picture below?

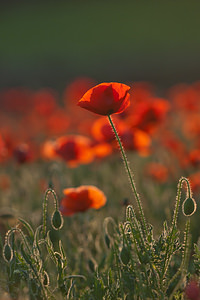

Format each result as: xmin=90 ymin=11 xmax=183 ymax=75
xmin=43 ymin=271 xmax=49 ymax=286
xmin=182 ymin=197 xmax=197 ymax=217
xmin=51 ymin=210 xmax=63 ymax=230
xmin=3 ymin=243 xmax=13 ymax=262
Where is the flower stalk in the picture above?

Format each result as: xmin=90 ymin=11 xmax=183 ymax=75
xmin=108 ymin=115 xmax=148 ymax=235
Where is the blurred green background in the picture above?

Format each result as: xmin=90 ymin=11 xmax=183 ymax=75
xmin=0 ymin=0 xmax=200 ymax=91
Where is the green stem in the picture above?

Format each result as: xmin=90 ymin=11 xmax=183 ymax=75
xmin=160 ymin=177 xmax=191 ymax=285
xmin=7 ymin=228 xmax=48 ymax=300
xmin=43 ymin=188 xmax=59 ymax=238
xmin=108 ymin=115 xmax=148 ymax=235
xmin=168 ymin=219 xmax=191 ymax=299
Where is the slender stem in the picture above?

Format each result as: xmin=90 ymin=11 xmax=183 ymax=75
xmin=108 ymin=115 xmax=148 ymax=235
xmin=43 ymin=188 xmax=59 ymax=237
xmin=160 ymin=177 xmax=191 ymax=285
xmin=7 ymin=228 xmax=48 ymax=300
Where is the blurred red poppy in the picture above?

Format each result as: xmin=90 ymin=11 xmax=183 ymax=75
xmin=0 ymin=134 xmax=7 ymax=161
xmin=188 ymin=149 xmax=200 ymax=166
xmin=41 ymin=135 xmax=94 ymax=167
xmin=13 ymin=143 xmax=33 ymax=164
xmin=60 ymin=185 xmax=107 ymax=216
xmin=169 ymin=83 xmax=200 ymax=112
xmin=78 ymin=82 xmax=130 ymax=115
xmin=32 ymin=89 xmax=57 ymax=116
xmin=121 ymin=128 xmax=151 ymax=156
xmin=45 ymin=109 xmax=69 ymax=136
xmin=128 ymin=98 xmax=170 ymax=134
xmin=189 ymin=172 xmax=200 ymax=192
xmin=63 ymin=77 xmax=96 ymax=106
xmin=91 ymin=117 xmax=125 ymax=143
xmin=0 ymin=88 xmax=32 ymax=114
xmin=91 ymin=142 xmax=113 ymax=159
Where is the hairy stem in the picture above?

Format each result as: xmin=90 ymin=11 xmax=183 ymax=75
xmin=108 ymin=115 xmax=148 ymax=235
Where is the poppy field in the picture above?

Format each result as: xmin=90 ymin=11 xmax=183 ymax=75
xmin=0 ymin=79 xmax=200 ymax=299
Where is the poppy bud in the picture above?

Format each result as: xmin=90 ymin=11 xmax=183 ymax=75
xmin=120 ymin=246 xmax=130 ymax=265
xmin=51 ymin=210 xmax=63 ymax=230
xmin=3 ymin=243 xmax=13 ymax=262
xmin=182 ymin=197 xmax=197 ymax=217
xmin=43 ymin=271 xmax=49 ymax=286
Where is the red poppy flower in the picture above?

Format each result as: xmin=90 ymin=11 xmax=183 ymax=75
xmin=188 ymin=149 xmax=200 ymax=166
xmin=41 ymin=135 xmax=94 ymax=167
xmin=13 ymin=143 xmax=33 ymax=164
xmin=78 ymin=82 xmax=130 ymax=115
xmin=60 ymin=185 xmax=107 ymax=216
xmin=91 ymin=117 xmax=126 ymax=143
xmin=128 ymin=98 xmax=170 ymax=134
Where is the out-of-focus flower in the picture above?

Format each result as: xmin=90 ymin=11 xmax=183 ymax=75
xmin=63 ymin=77 xmax=96 ymax=106
xmin=161 ymin=132 xmax=188 ymax=168
xmin=45 ymin=109 xmax=69 ymax=136
xmin=32 ymin=89 xmax=57 ymax=116
xmin=60 ymin=185 xmax=107 ymax=216
xmin=188 ymin=149 xmax=200 ymax=167
xmin=183 ymin=114 xmax=200 ymax=140
xmin=169 ymin=83 xmax=200 ymax=112
xmin=120 ymin=128 xmax=151 ymax=156
xmin=189 ymin=172 xmax=200 ymax=192
xmin=0 ymin=88 xmax=32 ymax=114
xmin=185 ymin=280 xmax=200 ymax=300
xmin=145 ymin=162 xmax=169 ymax=183
xmin=91 ymin=142 xmax=113 ymax=159
xmin=0 ymin=174 xmax=10 ymax=190
xmin=78 ymin=82 xmax=130 ymax=116
xmin=128 ymin=98 xmax=170 ymax=135
xmin=0 ymin=134 xmax=8 ymax=161
xmin=13 ymin=143 xmax=33 ymax=164
xmin=41 ymin=135 xmax=94 ymax=167
xmin=91 ymin=117 xmax=125 ymax=143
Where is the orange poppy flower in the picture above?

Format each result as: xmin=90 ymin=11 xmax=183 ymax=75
xmin=41 ymin=135 xmax=94 ymax=167
xmin=91 ymin=117 xmax=126 ymax=143
xmin=78 ymin=82 xmax=130 ymax=115
xmin=91 ymin=142 xmax=113 ymax=159
xmin=60 ymin=185 xmax=107 ymax=216
xmin=121 ymin=128 xmax=151 ymax=156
